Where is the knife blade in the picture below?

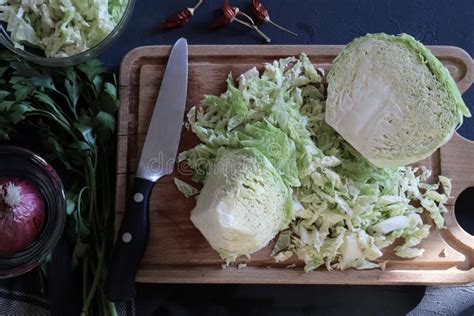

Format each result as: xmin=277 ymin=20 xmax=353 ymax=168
xmin=105 ymin=38 xmax=188 ymax=302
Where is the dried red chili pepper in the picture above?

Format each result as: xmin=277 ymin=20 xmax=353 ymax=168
xmin=252 ymin=0 xmax=297 ymax=36
xmin=161 ymin=9 xmax=192 ymax=29
xmin=222 ymin=0 xmax=238 ymax=20
xmin=161 ymin=0 xmax=204 ymax=30
xmin=210 ymin=0 xmax=271 ymax=43
xmin=210 ymin=0 xmax=238 ymax=29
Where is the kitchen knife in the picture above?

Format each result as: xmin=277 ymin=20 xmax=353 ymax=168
xmin=104 ymin=38 xmax=188 ymax=302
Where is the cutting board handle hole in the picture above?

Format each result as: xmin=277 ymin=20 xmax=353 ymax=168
xmin=454 ymin=187 xmax=474 ymax=236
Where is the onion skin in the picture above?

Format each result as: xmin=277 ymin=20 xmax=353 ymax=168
xmin=0 ymin=177 xmax=45 ymax=255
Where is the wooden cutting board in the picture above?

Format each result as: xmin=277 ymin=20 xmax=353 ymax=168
xmin=116 ymin=45 xmax=474 ymax=285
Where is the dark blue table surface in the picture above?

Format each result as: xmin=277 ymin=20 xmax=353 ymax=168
xmin=99 ymin=1 xmax=474 ymax=315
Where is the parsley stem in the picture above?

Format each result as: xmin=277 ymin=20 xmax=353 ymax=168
xmin=82 ymin=241 xmax=106 ymax=315
xmin=55 ymin=89 xmax=78 ymax=120
xmin=108 ymin=301 xmax=118 ymax=316
xmin=83 ymin=263 xmax=88 ymax=311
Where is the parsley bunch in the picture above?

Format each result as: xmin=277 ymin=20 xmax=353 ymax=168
xmin=0 ymin=52 xmax=118 ymax=315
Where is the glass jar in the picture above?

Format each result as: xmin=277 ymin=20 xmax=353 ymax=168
xmin=0 ymin=146 xmax=66 ymax=278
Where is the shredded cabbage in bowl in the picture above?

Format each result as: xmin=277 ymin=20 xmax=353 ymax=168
xmin=0 ymin=0 xmax=128 ymax=57
xmin=177 ymin=54 xmax=451 ymax=272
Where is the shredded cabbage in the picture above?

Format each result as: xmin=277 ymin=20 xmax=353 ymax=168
xmin=0 ymin=0 xmax=128 ymax=57
xmin=173 ymin=178 xmax=199 ymax=198
xmin=178 ymin=53 xmax=452 ymax=271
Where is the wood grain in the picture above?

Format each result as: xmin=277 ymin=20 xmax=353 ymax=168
xmin=117 ymin=45 xmax=474 ymax=285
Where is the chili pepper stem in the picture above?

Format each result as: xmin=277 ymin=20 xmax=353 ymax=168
xmin=188 ymin=0 xmax=204 ymax=15
xmin=266 ymin=18 xmax=298 ymax=36
xmin=234 ymin=17 xmax=253 ymax=28
xmin=234 ymin=17 xmax=271 ymax=43
xmin=252 ymin=25 xmax=271 ymax=43
xmin=235 ymin=11 xmax=271 ymax=43
xmin=237 ymin=11 xmax=256 ymax=25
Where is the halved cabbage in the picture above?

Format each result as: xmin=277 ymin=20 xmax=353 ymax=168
xmin=190 ymin=148 xmax=292 ymax=262
xmin=326 ymin=33 xmax=471 ymax=168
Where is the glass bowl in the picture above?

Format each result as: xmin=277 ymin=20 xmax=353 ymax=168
xmin=0 ymin=146 xmax=66 ymax=278
xmin=0 ymin=0 xmax=135 ymax=67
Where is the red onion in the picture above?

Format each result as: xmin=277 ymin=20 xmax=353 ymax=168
xmin=0 ymin=177 xmax=45 ymax=255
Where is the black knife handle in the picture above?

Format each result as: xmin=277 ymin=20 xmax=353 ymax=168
xmin=104 ymin=177 xmax=154 ymax=302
